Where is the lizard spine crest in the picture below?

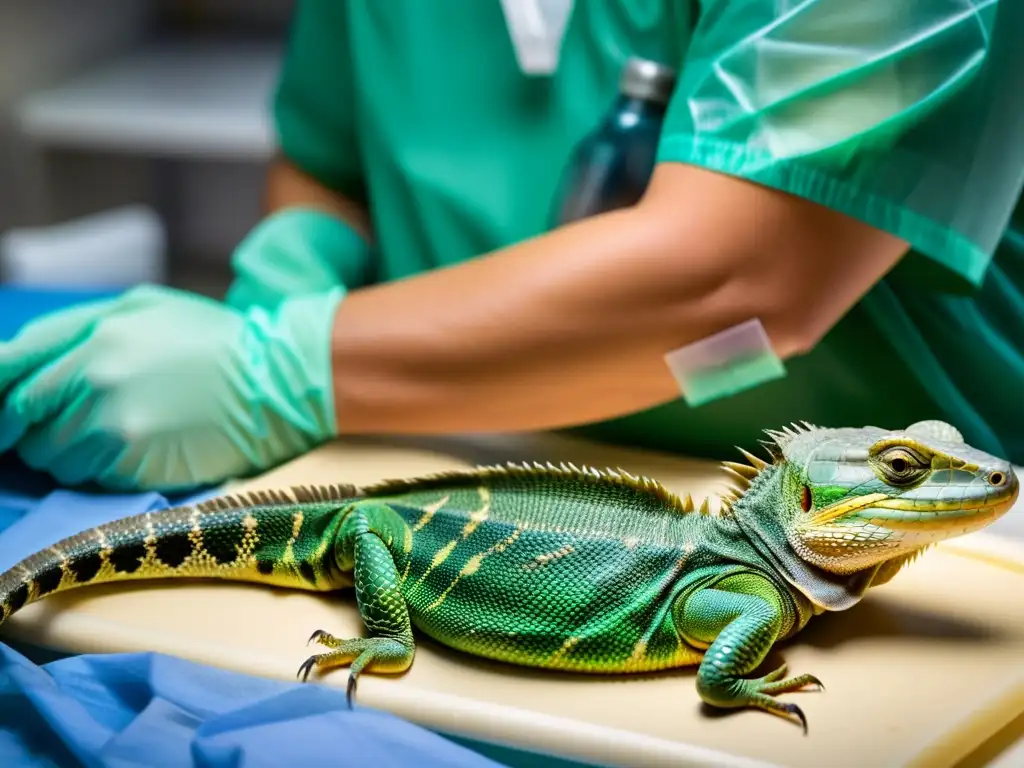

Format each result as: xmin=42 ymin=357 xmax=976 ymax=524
xmin=199 ymin=483 xmax=362 ymax=512
xmin=758 ymin=421 xmax=819 ymax=462
xmin=717 ymin=422 xmax=818 ymax=513
xmin=198 ymin=424 xmax=817 ymax=521
xmin=363 ymin=460 xmax=731 ymax=517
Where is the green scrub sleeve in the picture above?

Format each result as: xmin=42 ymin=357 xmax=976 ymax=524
xmin=272 ymin=0 xmax=365 ymax=200
xmin=657 ymin=0 xmax=1024 ymax=293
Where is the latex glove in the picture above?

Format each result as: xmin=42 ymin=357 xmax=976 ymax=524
xmin=225 ymin=207 xmax=374 ymax=312
xmin=0 ymin=284 xmax=343 ymax=493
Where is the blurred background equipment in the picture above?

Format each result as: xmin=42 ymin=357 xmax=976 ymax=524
xmin=0 ymin=0 xmax=294 ymax=297
xmin=0 ymin=204 xmax=167 ymax=288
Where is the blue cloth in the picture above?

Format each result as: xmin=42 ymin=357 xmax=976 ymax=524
xmin=0 ymin=287 xmax=502 ymax=768
xmin=0 ymin=287 xmax=114 ymax=331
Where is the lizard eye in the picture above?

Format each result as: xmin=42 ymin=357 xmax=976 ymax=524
xmin=876 ymin=447 xmax=927 ymax=485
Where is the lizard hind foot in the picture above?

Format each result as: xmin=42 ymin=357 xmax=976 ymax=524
xmin=698 ymin=661 xmax=823 ymax=735
xmin=296 ymin=633 xmax=415 ymax=707
xmin=742 ymin=664 xmax=824 ymax=735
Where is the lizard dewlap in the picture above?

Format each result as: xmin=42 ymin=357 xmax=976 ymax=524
xmin=0 ymin=420 xmax=1017 ymax=733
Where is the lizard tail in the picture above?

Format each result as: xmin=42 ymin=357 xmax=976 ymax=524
xmin=0 ymin=484 xmax=362 ymax=628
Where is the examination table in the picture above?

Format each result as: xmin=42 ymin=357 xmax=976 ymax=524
xmin=2 ymin=288 xmax=1023 ymax=768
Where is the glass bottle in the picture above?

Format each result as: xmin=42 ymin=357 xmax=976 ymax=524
xmin=549 ymin=57 xmax=677 ymax=226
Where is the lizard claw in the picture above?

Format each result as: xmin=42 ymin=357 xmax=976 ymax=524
xmin=783 ymin=702 xmax=808 ymax=735
xmin=758 ymin=668 xmax=825 ymax=696
xmin=307 ymin=629 xmax=330 ymax=646
xmin=294 ymin=634 xmax=414 ymax=699
xmin=699 ymin=663 xmax=822 ymax=735
xmin=745 ymin=690 xmax=813 ymax=735
xmin=296 ymin=655 xmax=318 ymax=682
xmin=346 ymin=672 xmax=358 ymax=709
xmin=752 ymin=666 xmax=822 ymax=735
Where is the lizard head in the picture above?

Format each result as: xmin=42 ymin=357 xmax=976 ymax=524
xmin=725 ymin=420 xmax=1018 ymax=576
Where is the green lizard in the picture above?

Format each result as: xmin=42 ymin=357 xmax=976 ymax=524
xmin=0 ymin=420 xmax=1017 ymax=733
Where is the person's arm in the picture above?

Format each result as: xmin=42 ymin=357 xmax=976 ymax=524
xmin=329 ymin=0 xmax=1019 ymax=437
xmin=263 ymin=0 xmax=366 ymax=233
xmin=224 ymin=0 xmax=376 ymax=312
xmin=263 ymin=155 xmax=373 ymax=244
xmin=330 ymin=162 xmax=909 ymax=434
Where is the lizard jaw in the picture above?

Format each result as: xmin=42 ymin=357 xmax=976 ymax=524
xmin=794 ymin=468 xmax=1018 ymax=572
xmin=858 ymin=468 xmax=1018 ymax=534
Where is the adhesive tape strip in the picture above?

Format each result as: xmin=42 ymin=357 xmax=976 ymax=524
xmin=664 ymin=318 xmax=786 ymax=407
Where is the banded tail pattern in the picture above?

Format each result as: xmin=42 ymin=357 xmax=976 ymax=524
xmin=0 ymin=484 xmax=363 ymax=627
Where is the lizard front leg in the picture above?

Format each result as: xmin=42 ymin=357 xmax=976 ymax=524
xmin=678 ymin=575 xmax=822 ymax=733
xmin=297 ymin=501 xmax=415 ymax=705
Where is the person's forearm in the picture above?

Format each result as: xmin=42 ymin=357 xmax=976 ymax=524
xmin=330 ymin=208 xmax=724 ymax=434
xmin=329 ymin=164 xmax=908 ymax=435
xmin=263 ymin=155 xmax=373 ymax=242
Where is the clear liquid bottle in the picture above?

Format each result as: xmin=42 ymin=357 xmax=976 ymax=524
xmin=549 ymin=57 xmax=677 ymax=226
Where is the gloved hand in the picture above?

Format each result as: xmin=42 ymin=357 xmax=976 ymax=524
xmin=0 ymin=284 xmax=344 ymax=493
xmin=225 ymin=207 xmax=374 ymax=312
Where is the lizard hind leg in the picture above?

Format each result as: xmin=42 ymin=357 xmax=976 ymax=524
xmin=296 ymin=501 xmax=415 ymax=705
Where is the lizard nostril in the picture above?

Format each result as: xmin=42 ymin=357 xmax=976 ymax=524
xmin=988 ymin=471 xmax=1006 ymax=487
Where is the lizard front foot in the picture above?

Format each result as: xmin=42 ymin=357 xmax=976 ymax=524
xmin=297 ymin=630 xmax=415 ymax=706
xmin=699 ymin=663 xmax=823 ymax=734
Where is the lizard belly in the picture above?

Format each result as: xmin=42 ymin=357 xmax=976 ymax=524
xmin=397 ymin=517 xmax=704 ymax=673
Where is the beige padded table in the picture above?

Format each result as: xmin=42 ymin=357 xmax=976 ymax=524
xmin=3 ymin=433 xmax=1024 ymax=768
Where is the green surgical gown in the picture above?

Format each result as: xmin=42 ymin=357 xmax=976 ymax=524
xmin=273 ymin=0 xmax=1024 ymax=463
